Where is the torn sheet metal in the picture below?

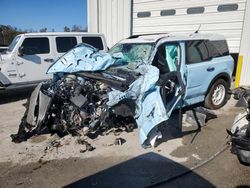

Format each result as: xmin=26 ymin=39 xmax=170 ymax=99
xmin=185 ymin=107 xmax=217 ymax=127
xmin=107 ymin=64 xmax=168 ymax=146
xmin=26 ymin=83 xmax=43 ymax=126
xmin=26 ymin=82 xmax=52 ymax=129
xmin=47 ymin=44 xmax=117 ymax=74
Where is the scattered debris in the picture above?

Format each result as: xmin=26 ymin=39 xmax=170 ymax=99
xmin=16 ymin=182 xmax=24 ymax=186
xmin=185 ymin=107 xmax=217 ymax=127
xmin=50 ymin=140 xmax=62 ymax=148
xmin=77 ymin=138 xmax=95 ymax=153
xmin=114 ymin=138 xmax=126 ymax=145
xmin=33 ymin=165 xmax=42 ymax=171
xmin=191 ymin=154 xmax=202 ymax=160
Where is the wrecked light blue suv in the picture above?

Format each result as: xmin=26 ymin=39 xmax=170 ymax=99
xmin=109 ymin=33 xmax=234 ymax=110
xmin=13 ymin=33 xmax=234 ymax=148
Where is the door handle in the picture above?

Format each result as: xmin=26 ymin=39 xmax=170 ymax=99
xmin=207 ymin=67 xmax=215 ymax=72
xmin=44 ymin=58 xmax=54 ymax=62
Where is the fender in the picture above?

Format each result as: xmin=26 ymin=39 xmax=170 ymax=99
xmin=0 ymin=71 xmax=11 ymax=88
xmin=206 ymin=72 xmax=231 ymax=95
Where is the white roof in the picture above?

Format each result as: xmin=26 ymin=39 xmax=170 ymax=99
xmin=20 ymin=32 xmax=104 ymax=37
xmin=120 ymin=32 xmax=226 ymax=44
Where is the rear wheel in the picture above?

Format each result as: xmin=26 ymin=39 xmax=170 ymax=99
xmin=205 ymin=79 xmax=228 ymax=109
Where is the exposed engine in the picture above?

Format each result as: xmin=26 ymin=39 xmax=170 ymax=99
xmin=50 ymin=75 xmax=108 ymax=132
xmin=11 ymin=73 xmax=135 ymax=143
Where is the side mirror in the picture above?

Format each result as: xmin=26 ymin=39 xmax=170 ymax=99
xmin=18 ymin=46 xmax=24 ymax=56
xmin=18 ymin=46 xmax=36 ymax=56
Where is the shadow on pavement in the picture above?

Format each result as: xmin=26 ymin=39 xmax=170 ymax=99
xmin=157 ymin=103 xmax=206 ymax=146
xmin=64 ymin=152 xmax=215 ymax=188
xmin=0 ymin=87 xmax=34 ymax=104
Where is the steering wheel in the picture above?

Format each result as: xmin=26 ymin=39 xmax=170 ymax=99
xmin=159 ymin=72 xmax=179 ymax=104
xmin=164 ymin=79 xmax=175 ymax=95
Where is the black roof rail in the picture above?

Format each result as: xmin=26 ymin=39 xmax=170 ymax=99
xmin=127 ymin=32 xmax=169 ymax=39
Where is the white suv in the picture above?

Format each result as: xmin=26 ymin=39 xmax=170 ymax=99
xmin=0 ymin=32 xmax=107 ymax=89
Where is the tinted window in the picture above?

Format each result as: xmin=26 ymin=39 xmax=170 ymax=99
xmin=82 ymin=37 xmax=104 ymax=50
xmin=186 ymin=40 xmax=209 ymax=64
xmin=218 ymin=4 xmax=238 ymax=12
xmin=187 ymin=7 xmax=205 ymax=14
xmin=137 ymin=11 xmax=151 ymax=18
xmin=160 ymin=9 xmax=176 ymax=16
xmin=21 ymin=37 xmax=49 ymax=54
xmin=56 ymin=37 xmax=77 ymax=53
xmin=206 ymin=40 xmax=229 ymax=58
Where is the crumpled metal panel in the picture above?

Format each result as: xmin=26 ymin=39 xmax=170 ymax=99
xmin=26 ymin=83 xmax=42 ymax=126
xmin=231 ymin=112 xmax=248 ymax=134
xmin=46 ymin=45 xmax=169 ymax=146
xmin=37 ymin=91 xmax=52 ymax=126
xmin=107 ymin=64 xmax=168 ymax=145
xmin=107 ymin=64 xmax=169 ymax=145
xmin=26 ymin=83 xmax=52 ymax=127
xmin=47 ymin=44 xmax=116 ymax=74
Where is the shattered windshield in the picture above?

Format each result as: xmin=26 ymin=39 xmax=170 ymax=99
xmin=8 ymin=35 xmax=21 ymax=52
xmin=109 ymin=43 xmax=153 ymax=63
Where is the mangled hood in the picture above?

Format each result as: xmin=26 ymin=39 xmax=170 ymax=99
xmin=47 ymin=44 xmax=120 ymax=74
xmin=47 ymin=44 xmax=169 ymax=147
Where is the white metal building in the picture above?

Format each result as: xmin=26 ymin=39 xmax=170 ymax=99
xmin=87 ymin=0 xmax=250 ymax=87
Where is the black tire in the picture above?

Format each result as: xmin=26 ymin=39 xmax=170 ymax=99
xmin=204 ymin=79 xmax=229 ymax=109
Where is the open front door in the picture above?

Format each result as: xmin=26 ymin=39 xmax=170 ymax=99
xmin=136 ymin=42 xmax=185 ymax=147
xmin=159 ymin=71 xmax=185 ymax=116
xmin=152 ymin=42 xmax=185 ymax=116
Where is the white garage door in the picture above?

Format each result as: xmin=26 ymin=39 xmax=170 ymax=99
xmin=133 ymin=0 xmax=246 ymax=53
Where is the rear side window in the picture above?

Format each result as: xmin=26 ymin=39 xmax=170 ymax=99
xmin=206 ymin=40 xmax=229 ymax=58
xmin=56 ymin=37 xmax=77 ymax=53
xmin=21 ymin=37 xmax=50 ymax=54
xmin=186 ymin=40 xmax=209 ymax=64
xmin=81 ymin=37 xmax=104 ymax=50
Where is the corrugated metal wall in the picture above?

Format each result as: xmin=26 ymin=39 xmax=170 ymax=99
xmin=87 ymin=0 xmax=250 ymax=86
xmin=238 ymin=0 xmax=250 ymax=86
xmin=87 ymin=0 xmax=132 ymax=48
xmin=133 ymin=0 xmax=246 ymax=53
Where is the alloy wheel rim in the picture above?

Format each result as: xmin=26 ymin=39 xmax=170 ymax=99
xmin=212 ymin=84 xmax=226 ymax=106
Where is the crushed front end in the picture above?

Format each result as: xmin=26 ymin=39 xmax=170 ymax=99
xmin=11 ymin=43 xmax=174 ymax=148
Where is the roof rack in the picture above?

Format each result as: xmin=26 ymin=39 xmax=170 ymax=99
xmin=127 ymin=32 xmax=168 ymax=39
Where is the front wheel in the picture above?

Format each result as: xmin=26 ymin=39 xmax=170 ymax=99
xmin=204 ymin=79 xmax=229 ymax=109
